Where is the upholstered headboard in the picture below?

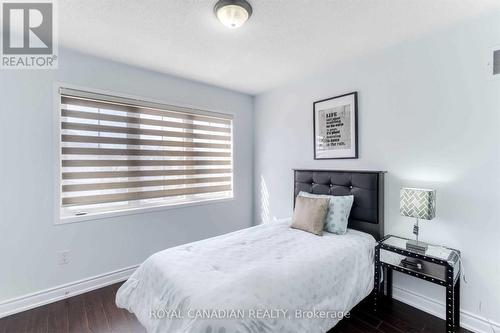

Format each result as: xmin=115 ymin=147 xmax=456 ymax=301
xmin=293 ymin=169 xmax=386 ymax=240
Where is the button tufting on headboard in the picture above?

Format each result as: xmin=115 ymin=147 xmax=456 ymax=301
xmin=293 ymin=169 xmax=386 ymax=240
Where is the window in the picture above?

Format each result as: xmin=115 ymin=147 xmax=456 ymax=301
xmin=59 ymin=88 xmax=233 ymax=221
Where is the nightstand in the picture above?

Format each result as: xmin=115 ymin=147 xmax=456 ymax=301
xmin=373 ymin=235 xmax=461 ymax=333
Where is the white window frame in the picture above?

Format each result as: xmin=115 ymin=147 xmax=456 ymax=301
xmin=53 ymin=83 xmax=235 ymax=225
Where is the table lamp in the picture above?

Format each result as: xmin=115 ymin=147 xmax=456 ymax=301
xmin=400 ymin=187 xmax=436 ymax=252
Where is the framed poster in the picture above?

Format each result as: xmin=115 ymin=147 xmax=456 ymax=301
xmin=313 ymin=91 xmax=358 ymax=159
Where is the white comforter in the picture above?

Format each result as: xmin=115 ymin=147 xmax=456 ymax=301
xmin=116 ymin=221 xmax=376 ymax=333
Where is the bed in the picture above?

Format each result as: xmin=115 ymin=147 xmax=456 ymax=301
xmin=116 ymin=169 xmax=385 ymax=333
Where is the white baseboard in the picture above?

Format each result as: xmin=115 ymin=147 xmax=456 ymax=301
xmin=0 ymin=265 xmax=138 ymax=319
xmin=1 ymin=268 xmax=498 ymax=333
xmin=393 ymin=285 xmax=500 ymax=333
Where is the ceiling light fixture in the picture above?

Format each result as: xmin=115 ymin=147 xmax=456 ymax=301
xmin=214 ymin=0 xmax=253 ymax=29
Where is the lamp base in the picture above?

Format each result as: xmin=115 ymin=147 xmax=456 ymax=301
xmin=406 ymin=239 xmax=428 ymax=253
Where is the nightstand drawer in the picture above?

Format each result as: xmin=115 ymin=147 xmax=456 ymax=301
xmin=380 ymin=249 xmax=458 ymax=284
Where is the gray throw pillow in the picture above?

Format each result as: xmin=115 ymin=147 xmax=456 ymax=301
xmin=291 ymin=196 xmax=330 ymax=236
xmin=298 ymin=191 xmax=354 ymax=234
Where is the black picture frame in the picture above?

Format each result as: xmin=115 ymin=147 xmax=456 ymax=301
xmin=313 ymin=91 xmax=358 ymax=160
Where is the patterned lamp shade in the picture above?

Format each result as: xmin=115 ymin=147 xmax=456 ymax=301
xmin=400 ymin=188 xmax=436 ymax=220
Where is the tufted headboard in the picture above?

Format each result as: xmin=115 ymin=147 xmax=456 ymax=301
xmin=293 ymin=169 xmax=386 ymax=240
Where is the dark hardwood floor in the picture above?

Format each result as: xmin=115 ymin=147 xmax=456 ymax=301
xmin=0 ymin=283 xmax=471 ymax=333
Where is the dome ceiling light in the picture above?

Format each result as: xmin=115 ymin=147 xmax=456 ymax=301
xmin=214 ymin=0 xmax=253 ymax=29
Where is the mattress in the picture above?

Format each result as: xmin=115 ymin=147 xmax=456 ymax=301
xmin=116 ymin=220 xmax=376 ymax=333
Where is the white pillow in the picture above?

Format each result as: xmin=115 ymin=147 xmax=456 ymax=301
xmin=298 ymin=191 xmax=354 ymax=234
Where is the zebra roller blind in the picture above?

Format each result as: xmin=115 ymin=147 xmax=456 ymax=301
xmin=60 ymin=88 xmax=233 ymax=218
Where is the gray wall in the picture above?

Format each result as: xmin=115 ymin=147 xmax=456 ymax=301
xmin=254 ymin=13 xmax=500 ymax=325
xmin=0 ymin=48 xmax=254 ymax=301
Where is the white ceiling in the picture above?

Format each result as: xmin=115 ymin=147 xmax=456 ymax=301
xmin=59 ymin=0 xmax=500 ymax=95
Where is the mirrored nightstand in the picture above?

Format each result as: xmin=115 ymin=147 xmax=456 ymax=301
xmin=373 ymin=235 xmax=461 ymax=333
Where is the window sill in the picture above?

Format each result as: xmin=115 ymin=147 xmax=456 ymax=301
xmin=55 ymin=196 xmax=235 ymax=225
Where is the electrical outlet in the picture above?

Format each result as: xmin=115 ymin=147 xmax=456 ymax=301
xmin=58 ymin=250 xmax=70 ymax=265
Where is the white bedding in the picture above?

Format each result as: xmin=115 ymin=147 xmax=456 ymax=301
xmin=116 ymin=221 xmax=376 ymax=333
